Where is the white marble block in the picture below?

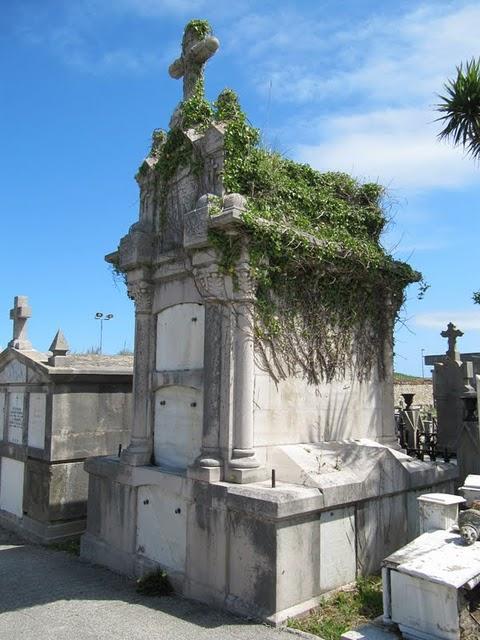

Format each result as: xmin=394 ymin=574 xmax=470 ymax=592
xmin=383 ymin=529 xmax=480 ymax=640
xmin=459 ymin=474 xmax=480 ymax=506
xmin=27 ymin=392 xmax=46 ymax=449
xmin=417 ymin=493 xmax=465 ymax=533
xmin=0 ymin=457 xmax=25 ymax=517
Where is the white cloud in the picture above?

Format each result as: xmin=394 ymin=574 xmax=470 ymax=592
xmin=229 ymin=2 xmax=480 ymax=192
xmin=388 ymin=238 xmax=449 ymax=255
xmin=295 ymin=108 xmax=478 ymax=190
xmin=110 ymin=0 xmax=207 ymax=17
xmin=235 ymin=2 xmax=480 ymax=105
xmin=416 ymin=311 xmax=480 ymax=331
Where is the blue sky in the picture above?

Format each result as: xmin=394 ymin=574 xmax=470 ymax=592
xmin=1 ymin=0 xmax=479 ymax=375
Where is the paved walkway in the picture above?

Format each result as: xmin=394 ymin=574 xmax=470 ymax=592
xmin=0 ymin=527 xmax=291 ymax=640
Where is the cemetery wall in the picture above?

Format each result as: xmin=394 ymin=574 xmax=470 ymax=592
xmin=394 ymin=380 xmax=433 ymax=407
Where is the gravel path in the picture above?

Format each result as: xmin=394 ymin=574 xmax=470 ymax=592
xmin=0 ymin=527 xmax=291 ymax=640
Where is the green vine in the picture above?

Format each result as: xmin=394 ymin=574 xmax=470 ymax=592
xmin=210 ymin=89 xmax=420 ymax=382
xmin=182 ymin=77 xmax=213 ymax=131
xmin=183 ymin=19 xmax=211 ymax=42
xmin=137 ymin=66 xmax=420 ymax=382
xmin=150 ymin=128 xmax=202 ymax=229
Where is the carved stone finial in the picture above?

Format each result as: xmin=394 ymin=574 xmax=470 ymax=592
xmin=8 ymin=295 xmax=32 ymax=350
xmin=169 ymin=21 xmax=219 ymax=100
xmin=441 ymin=322 xmax=463 ymax=361
xmin=48 ymin=329 xmax=69 ymax=366
xmin=49 ymin=329 xmax=69 ymax=356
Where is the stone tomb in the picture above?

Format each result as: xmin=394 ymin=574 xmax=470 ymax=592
xmin=0 ymin=296 xmax=132 ymax=541
xmin=82 ymin=22 xmax=458 ymax=624
xmin=429 ymin=323 xmax=475 ymax=452
xmin=383 ymin=520 xmax=480 ymax=640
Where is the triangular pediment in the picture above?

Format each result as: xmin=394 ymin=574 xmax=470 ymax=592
xmin=0 ymin=349 xmax=50 ymax=384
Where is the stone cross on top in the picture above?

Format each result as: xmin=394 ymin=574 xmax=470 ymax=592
xmin=8 ymin=295 xmax=32 ymax=351
xmin=169 ymin=21 xmax=219 ymax=100
xmin=441 ymin=322 xmax=463 ymax=361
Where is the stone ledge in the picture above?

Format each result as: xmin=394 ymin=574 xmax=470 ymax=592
xmin=225 ymin=482 xmax=324 ymax=520
xmin=340 ymin=622 xmax=400 ymax=639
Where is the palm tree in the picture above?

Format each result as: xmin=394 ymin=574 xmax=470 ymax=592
xmin=436 ymin=58 xmax=480 ymax=160
xmin=437 ymin=59 xmax=480 ymax=304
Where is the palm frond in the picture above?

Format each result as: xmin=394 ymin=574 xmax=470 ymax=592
xmin=435 ymin=58 xmax=480 ymax=160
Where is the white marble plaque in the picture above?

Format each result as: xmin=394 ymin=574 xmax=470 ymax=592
xmin=156 ymin=303 xmax=205 ymax=371
xmin=137 ymin=487 xmax=187 ymax=572
xmin=0 ymin=457 xmax=25 ymax=517
xmin=27 ymin=393 xmax=46 ymax=449
xmin=0 ymin=392 xmax=5 ymax=440
xmin=7 ymin=391 xmax=24 ymax=445
xmin=154 ymin=385 xmax=202 ymax=469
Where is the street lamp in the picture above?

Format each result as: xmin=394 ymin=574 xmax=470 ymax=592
xmin=95 ymin=312 xmax=113 ymax=354
xmin=421 ymin=348 xmax=425 ymax=380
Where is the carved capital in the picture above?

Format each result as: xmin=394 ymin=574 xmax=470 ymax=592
xmin=234 ymin=265 xmax=256 ymax=301
xmin=193 ymin=264 xmax=256 ymax=303
xmin=128 ymin=281 xmax=153 ymax=313
xmin=193 ymin=266 xmax=227 ymax=301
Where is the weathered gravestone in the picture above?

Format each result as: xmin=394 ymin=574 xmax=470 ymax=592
xmin=82 ymin=20 xmax=458 ymax=624
xmin=0 ymin=296 xmax=132 ymax=541
xmin=430 ymin=323 xmax=475 ymax=450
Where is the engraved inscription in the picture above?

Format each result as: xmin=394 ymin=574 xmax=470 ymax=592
xmin=8 ymin=391 xmax=24 ymax=445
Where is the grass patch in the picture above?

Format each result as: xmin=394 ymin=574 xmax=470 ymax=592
xmin=288 ymin=576 xmax=383 ymax=640
xmin=48 ymin=538 xmax=81 ymax=556
xmin=394 ymin=372 xmax=430 ymax=382
xmin=136 ymin=569 xmax=173 ymax=597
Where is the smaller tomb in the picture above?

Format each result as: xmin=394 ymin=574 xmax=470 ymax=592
xmin=382 ymin=496 xmax=480 ymax=640
xmin=0 ymin=296 xmax=132 ymax=542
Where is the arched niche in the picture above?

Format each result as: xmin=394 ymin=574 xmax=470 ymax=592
xmin=153 ymin=385 xmax=202 ymax=469
xmin=156 ymin=303 xmax=205 ymax=371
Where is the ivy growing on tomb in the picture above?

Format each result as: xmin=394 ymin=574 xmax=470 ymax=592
xmin=137 ymin=19 xmax=421 ymax=383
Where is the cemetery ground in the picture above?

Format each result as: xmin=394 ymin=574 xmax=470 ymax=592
xmin=0 ymin=523 xmax=387 ymax=640
xmin=287 ymin=577 xmax=384 ymax=640
xmin=0 ymin=526 xmax=289 ymax=640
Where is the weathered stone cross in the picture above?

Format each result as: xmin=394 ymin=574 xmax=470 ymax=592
xmin=441 ymin=322 xmax=463 ymax=360
xmin=168 ymin=24 xmax=219 ymax=100
xmin=8 ymin=295 xmax=32 ymax=350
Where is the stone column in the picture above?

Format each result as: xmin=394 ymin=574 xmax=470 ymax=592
xmin=230 ymin=258 xmax=260 ymax=476
xmin=121 ymin=280 xmax=154 ymax=466
xmin=230 ymin=299 xmax=258 ymax=467
xmin=189 ymin=302 xmax=224 ymax=481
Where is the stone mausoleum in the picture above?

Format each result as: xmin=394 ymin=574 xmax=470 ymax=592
xmin=0 ymin=296 xmax=132 ymax=542
xmin=82 ymin=21 xmax=457 ymax=624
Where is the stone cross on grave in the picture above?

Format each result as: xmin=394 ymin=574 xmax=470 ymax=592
xmin=441 ymin=321 xmax=463 ymax=361
xmin=168 ymin=24 xmax=219 ymax=100
xmin=8 ymin=295 xmax=32 ymax=350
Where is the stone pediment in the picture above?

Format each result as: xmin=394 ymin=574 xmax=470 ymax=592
xmin=0 ymin=349 xmax=132 ymax=383
xmin=0 ymin=349 xmax=50 ymax=384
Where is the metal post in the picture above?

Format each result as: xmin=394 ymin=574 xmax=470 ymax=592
xmin=95 ymin=312 xmax=114 ymax=354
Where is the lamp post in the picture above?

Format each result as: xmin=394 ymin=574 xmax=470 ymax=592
xmin=95 ymin=312 xmax=113 ymax=354
xmin=421 ymin=348 xmax=425 ymax=380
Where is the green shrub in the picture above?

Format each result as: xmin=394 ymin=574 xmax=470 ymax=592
xmin=136 ymin=569 xmax=173 ymax=597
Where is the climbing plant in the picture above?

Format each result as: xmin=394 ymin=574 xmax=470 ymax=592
xmin=210 ymin=89 xmax=420 ymax=382
xmin=138 ymin=21 xmax=420 ymax=383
